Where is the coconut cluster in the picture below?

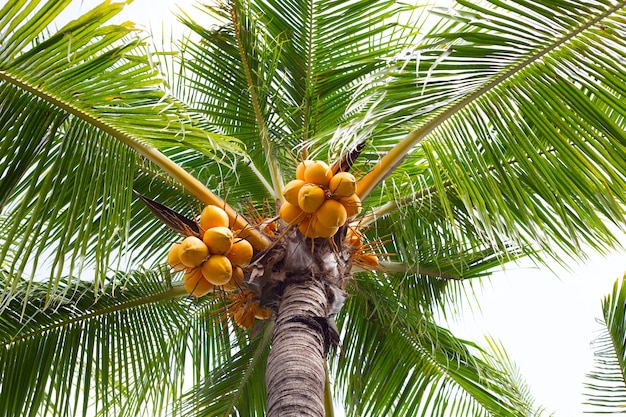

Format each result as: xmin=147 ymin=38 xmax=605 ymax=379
xmin=166 ymin=204 xmax=270 ymax=329
xmin=166 ymin=205 xmax=253 ymax=295
xmin=280 ymin=160 xmax=362 ymax=238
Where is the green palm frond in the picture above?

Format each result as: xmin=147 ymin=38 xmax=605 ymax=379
xmin=0 ymin=1 xmax=265 ymax=303
xmin=2 ymin=0 xmax=624 ymax=416
xmin=584 ymin=273 xmax=626 ymax=413
xmin=172 ymin=321 xmax=272 ymax=417
xmin=0 ymin=120 xmax=137 ymax=300
xmin=333 ymin=276 xmax=547 ymax=417
xmin=0 ymin=0 xmax=239 ymax=154
xmin=0 ymin=268 xmax=192 ymax=417
xmin=176 ymin=0 xmax=428 ymax=193
xmin=331 ymin=0 xmax=625 ymax=265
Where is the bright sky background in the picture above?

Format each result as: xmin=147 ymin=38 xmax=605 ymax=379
xmin=58 ymin=1 xmax=626 ymax=415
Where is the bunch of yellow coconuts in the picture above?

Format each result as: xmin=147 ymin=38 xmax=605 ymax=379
xmin=166 ymin=204 xmax=270 ymax=328
xmin=279 ymin=160 xmax=361 ymax=238
xmin=167 ymin=205 xmax=253 ymax=296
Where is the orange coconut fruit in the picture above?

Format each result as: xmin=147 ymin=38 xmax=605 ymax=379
xmin=295 ymin=159 xmax=314 ymax=181
xmin=226 ymin=238 xmax=254 ymax=267
xmin=233 ymin=305 xmax=256 ymax=329
xmin=297 ymin=216 xmax=313 ymax=238
xmin=299 ymin=216 xmax=338 ymax=238
xmin=200 ymin=205 xmax=229 ymax=231
xmin=359 ymin=253 xmax=379 ymax=268
xmin=254 ymin=303 xmax=272 ymax=320
xmin=328 ymin=171 xmax=356 ymax=198
xmin=222 ymin=266 xmax=244 ymax=292
xmin=203 ymin=226 xmax=234 ymax=255
xmin=279 ymin=201 xmax=306 ymax=225
xmin=303 ymin=160 xmax=332 ymax=187
xmin=183 ymin=268 xmax=214 ymax=297
xmin=201 ymin=255 xmax=233 ymax=286
xmin=316 ymin=199 xmax=348 ymax=228
xmin=346 ymin=229 xmax=363 ymax=250
xmin=167 ymin=242 xmax=187 ymax=271
xmin=178 ymin=236 xmax=209 ymax=268
xmin=283 ymin=179 xmax=306 ymax=206
xmin=310 ymin=218 xmax=339 ymax=238
xmin=340 ymin=193 xmax=362 ymax=218
xmin=298 ymin=184 xmax=326 ymax=213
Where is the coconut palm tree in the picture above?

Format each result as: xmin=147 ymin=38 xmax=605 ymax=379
xmin=0 ymin=0 xmax=624 ymax=416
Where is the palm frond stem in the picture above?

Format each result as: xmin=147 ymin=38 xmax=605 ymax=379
xmin=0 ymin=70 xmax=270 ymax=250
xmin=354 ymin=262 xmax=463 ymax=280
xmin=380 ymin=261 xmax=463 ymax=280
xmin=302 ymin=0 xmax=314 ymax=145
xmin=230 ymin=5 xmax=284 ymax=201
xmin=246 ymin=158 xmax=277 ymax=197
xmin=356 ymin=0 xmax=625 ymax=201
xmin=5 ymin=282 xmax=188 ymax=348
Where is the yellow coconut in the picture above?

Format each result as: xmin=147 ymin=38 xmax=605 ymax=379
xmin=282 ymin=179 xmax=306 ymax=206
xmin=316 ymin=199 xmax=348 ymax=228
xmin=296 ymin=159 xmax=314 ymax=180
xmin=222 ymin=266 xmax=244 ymax=292
xmin=261 ymin=219 xmax=277 ymax=236
xmin=310 ymin=218 xmax=339 ymax=238
xmin=279 ymin=202 xmax=306 ymax=225
xmin=200 ymin=205 xmax=230 ymax=231
xmin=167 ymin=242 xmax=187 ymax=271
xmin=201 ymin=255 xmax=233 ymax=286
xmin=233 ymin=228 xmax=251 ymax=239
xmin=339 ymin=193 xmax=362 ymax=218
xmin=226 ymin=238 xmax=254 ymax=267
xmin=358 ymin=253 xmax=379 ymax=268
xmin=298 ymin=184 xmax=326 ymax=213
xmin=328 ymin=171 xmax=357 ymax=198
xmin=303 ymin=160 xmax=332 ymax=187
xmin=233 ymin=305 xmax=256 ymax=329
xmin=183 ymin=268 xmax=214 ymax=297
xmin=299 ymin=216 xmax=338 ymax=238
xmin=178 ymin=236 xmax=209 ymax=268
xmin=203 ymin=226 xmax=234 ymax=255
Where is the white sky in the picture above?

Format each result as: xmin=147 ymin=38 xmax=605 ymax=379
xmin=55 ymin=0 xmax=626 ymax=415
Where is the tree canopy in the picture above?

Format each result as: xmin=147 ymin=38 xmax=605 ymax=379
xmin=0 ymin=0 xmax=624 ymax=415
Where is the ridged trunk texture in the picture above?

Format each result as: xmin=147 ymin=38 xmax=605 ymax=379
xmin=265 ymin=279 xmax=328 ymax=417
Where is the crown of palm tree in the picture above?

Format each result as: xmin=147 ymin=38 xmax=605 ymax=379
xmin=0 ymin=0 xmax=624 ymax=415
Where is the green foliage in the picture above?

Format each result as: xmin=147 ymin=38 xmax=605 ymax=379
xmin=335 ymin=276 xmax=547 ymax=416
xmin=0 ymin=269 xmax=190 ymax=417
xmin=584 ymin=274 xmax=626 ymax=413
xmin=329 ymin=0 xmax=626 ymax=266
xmin=0 ymin=0 xmax=625 ymax=416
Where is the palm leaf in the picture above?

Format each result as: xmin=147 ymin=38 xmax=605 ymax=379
xmin=0 ymin=0 xmax=239 ymax=154
xmin=176 ymin=0 xmax=428 ymax=194
xmin=0 ymin=1 xmax=273 ymax=304
xmin=0 ymin=121 xmax=137 ymax=301
xmin=0 ymin=268 xmax=192 ymax=417
xmin=172 ymin=321 xmax=273 ymax=417
xmin=333 ymin=276 xmax=548 ymax=417
xmin=329 ymin=0 xmax=625 ymax=265
xmin=584 ymin=273 xmax=626 ymax=413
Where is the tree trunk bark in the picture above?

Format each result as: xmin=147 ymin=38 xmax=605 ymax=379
xmin=266 ymin=279 xmax=328 ymax=417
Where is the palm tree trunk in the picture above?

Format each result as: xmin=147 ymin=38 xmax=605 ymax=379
xmin=266 ymin=279 xmax=328 ymax=417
